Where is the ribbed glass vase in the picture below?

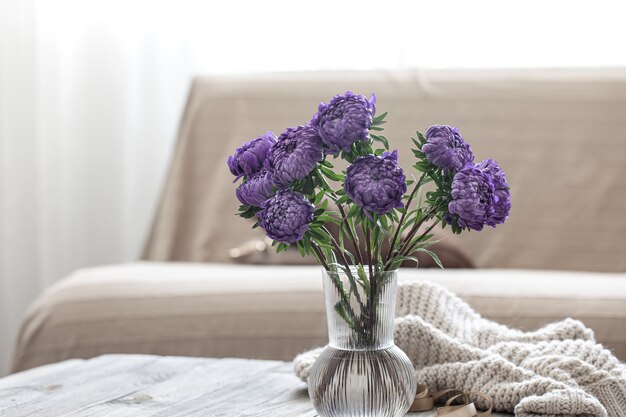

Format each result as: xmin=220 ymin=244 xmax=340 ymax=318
xmin=308 ymin=268 xmax=416 ymax=417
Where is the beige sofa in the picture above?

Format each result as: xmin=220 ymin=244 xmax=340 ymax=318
xmin=11 ymin=69 xmax=626 ymax=372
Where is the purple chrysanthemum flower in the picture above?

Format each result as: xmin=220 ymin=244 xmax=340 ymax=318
xmin=227 ymin=131 xmax=276 ymax=181
xmin=422 ymin=125 xmax=474 ymax=171
xmin=312 ymin=91 xmax=376 ymax=155
xmin=344 ymin=150 xmax=407 ymax=216
xmin=235 ymin=170 xmax=275 ymax=207
xmin=447 ymin=163 xmax=495 ymax=231
xmin=478 ymin=159 xmax=511 ymax=225
xmin=258 ymin=190 xmax=315 ymax=243
xmin=265 ymin=124 xmax=323 ymax=188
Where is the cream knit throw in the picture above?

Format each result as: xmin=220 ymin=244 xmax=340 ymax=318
xmin=293 ymin=280 xmax=626 ymax=417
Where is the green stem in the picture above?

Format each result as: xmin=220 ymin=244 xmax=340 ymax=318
xmin=386 ymin=173 xmax=426 ymax=263
xmin=365 ymin=225 xmax=377 ymax=342
xmin=400 ymin=221 xmax=439 ymax=259
xmin=365 ymin=226 xmax=374 ymax=281
xmin=338 ymin=204 xmax=364 ymax=266
xmin=329 ymin=237 xmax=366 ymax=312
xmin=311 ymin=243 xmax=330 ymax=271
xmin=312 ymin=242 xmax=365 ymax=339
xmin=395 ymin=206 xmax=438 ymax=256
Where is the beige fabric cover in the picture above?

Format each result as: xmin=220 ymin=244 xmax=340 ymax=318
xmin=12 ymin=262 xmax=626 ymax=372
xmin=143 ymin=69 xmax=626 ymax=272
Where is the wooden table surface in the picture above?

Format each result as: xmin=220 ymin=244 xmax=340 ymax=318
xmin=0 ymin=355 xmax=509 ymax=416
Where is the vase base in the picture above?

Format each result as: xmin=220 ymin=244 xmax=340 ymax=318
xmin=308 ymin=344 xmax=416 ymax=417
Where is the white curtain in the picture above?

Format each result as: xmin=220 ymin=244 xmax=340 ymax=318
xmin=1 ymin=0 xmax=625 ymax=376
xmin=0 ymin=1 xmax=195 ymax=375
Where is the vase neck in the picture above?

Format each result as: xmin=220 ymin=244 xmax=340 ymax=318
xmin=322 ymin=267 xmax=397 ymax=350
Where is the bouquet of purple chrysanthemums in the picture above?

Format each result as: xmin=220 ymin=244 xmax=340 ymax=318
xmin=228 ymin=92 xmax=510 ymax=335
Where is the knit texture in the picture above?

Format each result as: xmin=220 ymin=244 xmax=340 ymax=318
xmin=293 ymin=280 xmax=626 ymax=417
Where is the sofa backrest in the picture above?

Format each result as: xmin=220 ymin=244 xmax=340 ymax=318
xmin=143 ymin=69 xmax=626 ymax=272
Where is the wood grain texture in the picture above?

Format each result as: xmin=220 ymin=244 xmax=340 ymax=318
xmin=0 ymin=355 xmax=511 ymax=416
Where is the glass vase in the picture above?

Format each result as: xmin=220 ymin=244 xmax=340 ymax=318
xmin=308 ymin=268 xmax=416 ymax=417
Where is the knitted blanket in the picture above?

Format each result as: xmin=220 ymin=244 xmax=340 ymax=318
xmin=293 ymin=280 xmax=626 ymax=417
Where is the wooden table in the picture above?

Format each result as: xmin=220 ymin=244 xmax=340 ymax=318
xmin=0 ymin=355 xmax=509 ymax=416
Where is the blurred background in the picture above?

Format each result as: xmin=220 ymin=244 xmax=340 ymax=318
xmin=1 ymin=0 xmax=626 ymax=376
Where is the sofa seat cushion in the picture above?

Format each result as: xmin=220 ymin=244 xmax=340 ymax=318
xmin=11 ymin=262 xmax=626 ymax=372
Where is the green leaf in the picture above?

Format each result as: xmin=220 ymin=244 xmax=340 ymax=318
xmin=237 ymin=204 xmax=260 ymax=219
xmin=316 ymin=241 xmax=334 ymax=250
xmin=308 ymin=227 xmax=330 ymax=242
xmin=276 ymin=242 xmax=289 ymax=253
xmin=428 ymin=190 xmax=449 ymax=198
xmin=390 ymin=255 xmax=419 ymax=267
xmin=319 ymin=166 xmax=344 ymax=182
xmin=313 ymin=190 xmax=325 ymax=205
xmin=413 ymin=161 xmax=430 ymax=172
xmin=302 ymin=236 xmax=312 ymax=254
xmin=378 ymin=215 xmax=388 ymax=230
xmin=317 ymin=213 xmax=341 ymax=225
xmin=412 ymin=149 xmax=426 ymax=159
xmin=296 ymin=241 xmax=306 ymax=257
xmin=347 ymin=204 xmax=361 ymax=218
xmin=371 ymin=134 xmax=389 ymax=150
xmin=343 ymin=250 xmax=356 ymax=265
xmin=301 ymin=176 xmax=316 ymax=195
xmin=356 ymin=264 xmax=370 ymax=294
xmin=354 ymin=140 xmax=373 ymax=156
xmin=334 ymin=301 xmax=354 ymax=327
xmin=419 ymin=248 xmax=444 ymax=269
xmin=335 ymin=194 xmax=350 ymax=205
xmin=372 ymin=111 xmax=388 ymax=124
xmin=343 ymin=217 xmax=360 ymax=247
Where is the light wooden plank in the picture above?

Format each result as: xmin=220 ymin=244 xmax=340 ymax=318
xmin=0 ymin=360 xmax=85 ymax=390
xmin=67 ymin=358 xmax=285 ymax=417
xmin=147 ymin=360 xmax=303 ymax=416
xmin=235 ymin=363 xmax=316 ymax=417
xmin=0 ymin=355 xmax=201 ymax=416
